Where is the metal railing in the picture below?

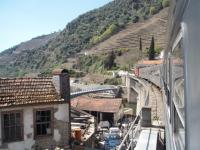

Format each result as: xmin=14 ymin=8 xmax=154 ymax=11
xmin=70 ymin=85 xmax=117 ymax=98
xmin=117 ymin=114 xmax=141 ymax=150
xmin=117 ymin=74 xmax=150 ymax=150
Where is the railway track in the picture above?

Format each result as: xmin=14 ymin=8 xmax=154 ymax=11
xmin=149 ymin=84 xmax=164 ymax=126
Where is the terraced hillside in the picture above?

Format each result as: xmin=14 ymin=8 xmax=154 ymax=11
xmin=85 ymin=8 xmax=168 ymax=54
xmin=0 ymin=0 xmax=169 ymax=77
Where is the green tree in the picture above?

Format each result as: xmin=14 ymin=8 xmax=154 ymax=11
xmin=139 ymin=36 xmax=143 ymax=59
xmin=139 ymin=36 xmax=142 ymax=51
xmin=150 ymin=6 xmax=157 ymax=15
xmin=104 ymin=51 xmax=116 ymax=69
xmin=149 ymin=36 xmax=155 ymax=60
xmin=162 ymin=0 xmax=170 ymax=8
xmin=90 ymin=23 xmax=120 ymax=45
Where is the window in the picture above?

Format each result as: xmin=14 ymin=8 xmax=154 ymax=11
xmin=171 ymin=38 xmax=185 ymax=149
xmin=1 ymin=111 xmax=23 ymax=142
xmin=172 ymin=39 xmax=184 ymax=122
xmin=34 ymin=109 xmax=53 ymax=137
xmin=174 ymin=107 xmax=185 ymax=148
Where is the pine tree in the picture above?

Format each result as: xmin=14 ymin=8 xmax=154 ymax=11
xmin=139 ymin=36 xmax=143 ymax=59
xmin=139 ymin=37 xmax=142 ymax=51
xmin=105 ymin=51 xmax=116 ymax=69
xmin=149 ymin=36 xmax=155 ymax=60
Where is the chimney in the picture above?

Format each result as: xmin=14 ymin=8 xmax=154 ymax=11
xmin=52 ymin=69 xmax=70 ymax=101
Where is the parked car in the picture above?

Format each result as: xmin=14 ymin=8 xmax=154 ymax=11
xmin=109 ymin=127 xmax=122 ymax=137
xmin=98 ymin=121 xmax=110 ymax=130
xmin=104 ymin=133 xmax=121 ymax=150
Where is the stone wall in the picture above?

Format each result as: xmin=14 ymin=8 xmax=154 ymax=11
xmin=139 ymin=65 xmax=162 ymax=87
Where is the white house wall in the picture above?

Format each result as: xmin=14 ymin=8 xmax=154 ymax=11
xmin=23 ymin=107 xmax=35 ymax=149
xmin=0 ymin=103 xmax=69 ymax=150
xmin=55 ymin=104 xmax=69 ymax=122
xmin=7 ymin=141 xmax=25 ymax=150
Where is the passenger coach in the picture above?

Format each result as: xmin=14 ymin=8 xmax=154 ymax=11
xmin=162 ymin=0 xmax=200 ymax=149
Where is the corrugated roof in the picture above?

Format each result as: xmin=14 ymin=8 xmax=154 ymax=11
xmin=0 ymin=78 xmax=63 ymax=108
xmin=71 ymin=96 xmax=122 ymax=113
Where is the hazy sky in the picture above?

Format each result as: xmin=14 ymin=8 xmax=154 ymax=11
xmin=0 ymin=0 xmax=113 ymax=52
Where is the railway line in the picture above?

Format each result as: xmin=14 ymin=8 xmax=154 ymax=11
xmin=149 ymin=83 xmax=164 ymax=126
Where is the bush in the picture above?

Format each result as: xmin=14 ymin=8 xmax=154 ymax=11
xmin=104 ymin=77 xmax=122 ymax=85
xmin=39 ymin=68 xmax=52 ymax=77
xmin=68 ymin=69 xmax=85 ymax=78
xmin=90 ymin=23 xmax=120 ymax=45
xmin=150 ymin=7 xmax=157 ymax=15
xmin=132 ymin=16 xmax=139 ymax=23
xmin=155 ymin=47 xmax=163 ymax=55
xmin=104 ymin=51 xmax=116 ymax=70
xmin=76 ymin=51 xmax=117 ymax=73
xmin=162 ymin=0 xmax=170 ymax=7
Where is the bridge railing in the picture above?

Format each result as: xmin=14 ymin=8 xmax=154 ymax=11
xmin=70 ymin=85 xmax=118 ymax=98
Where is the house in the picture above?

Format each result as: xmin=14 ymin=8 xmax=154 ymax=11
xmin=0 ymin=69 xmax=70 ymax=150
xmin=71 ymin=96 xmax=123 ymax=125
xmin=71 ymin=107 xmax=95 ymax=148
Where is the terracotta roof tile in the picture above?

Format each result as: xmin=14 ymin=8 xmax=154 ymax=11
xmin=71 ymin=96 xmax=122 ymax=113
xmin=137 ymin=60 xmax=163 ymax=66
xmin=0 ymin=78 xmax=63 ymax=108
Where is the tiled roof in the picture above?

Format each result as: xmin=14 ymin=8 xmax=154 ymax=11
xmin=136 ymin=60 xmax=163 ymax=67
xmin=71 ymin=96 xmax=122 ymax=113
xmin=0 ymin=78 xmax=63 ymax=108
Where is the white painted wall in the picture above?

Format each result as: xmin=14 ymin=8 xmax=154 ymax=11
xmin=7 ymin=141 xmax=25 ymax=150
xmin=54 ymin=129 xmax=61 ymax=142
xmin=52 ymin=76 xmax=61 ymax=96
xmin=55 ymin=104 xmax=69 ymax=122
xmin=0 ymin=103 xmax=69 ymax=150
xmin=23 ymin=107 xmax=35 ymax=150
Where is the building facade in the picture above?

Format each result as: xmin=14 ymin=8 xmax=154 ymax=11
xmin=71 ymin=96 xmax=123 ymax=124
xmin=0 ymin=69 xmax=70 ymax=150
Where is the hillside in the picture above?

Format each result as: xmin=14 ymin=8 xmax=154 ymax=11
xmin=85 ymin=8 xmax=168 ymax=54
xmin=75 ymin=8 xmax=168 ymax=73
xmin=0 ymin=0 xmax=168 ymax=77
xmin=0 ymin=33 xmax=58 ymax=77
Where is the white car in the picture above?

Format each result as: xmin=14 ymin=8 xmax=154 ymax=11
xmin=109 ymin=127 xmax=122 ymax=137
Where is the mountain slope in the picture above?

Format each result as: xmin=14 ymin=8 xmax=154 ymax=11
xmin=77 ymin=8 xmax=168 ymax=72
xmin=0 ymin=0 xmax=167 ymax=77
xmin=0 ymin=33 xmax=58 ymax=77
xmin=85 ymin=8 xmax=168 ymax=54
